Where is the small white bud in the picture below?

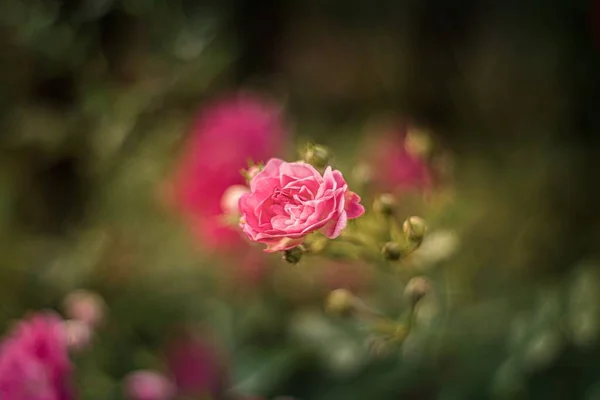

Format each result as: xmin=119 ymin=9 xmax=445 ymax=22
xmin=220 ymin=185 xmax=250 ymax=216
xmin=63 ymin=319 xmax=93 ymax=351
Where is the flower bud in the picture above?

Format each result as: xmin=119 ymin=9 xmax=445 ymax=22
xmin=404 ymin=127 xmax=433 ymax=159
xmin=373 ymin=193 xmax=396 ymax=216
xmin=325 ymin=289 xmax=355 ymax=316
xmin=403 ymin=216 xmax=427 ymax=243
xmin=404 ymin=277 xmax=432 ymax=307
xmin=282 ymin=246 xmax=303 ymax=264
xmin=63 ymin=319 xmax=93 ymax=351
xmin=63 ymin=289 xmax=106 ymax=328
xmin=220 ymin=185 xmax=250 ymax=216
xmin=382 ymin=242 xmax=402 ymax=261
xmin=302 ymin=144 xmax=330 ymax=169
xmin=124 ymin=370 xmax=175 ymax=400
xmin=243 ymin=165 xmax=263 ymax=183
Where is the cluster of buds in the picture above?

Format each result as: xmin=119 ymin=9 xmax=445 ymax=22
xmin=324 ymin=281 xmax=433 ymax=356
xmin=232 ymin=142 xmax=440 ymax=358
xmin=372 ymin=194 xmax=428 ymax=262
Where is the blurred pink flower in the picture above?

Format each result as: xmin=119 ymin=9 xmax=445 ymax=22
xmin=63 ymin=320 xmax=93 ymax=352
xmin=365 ymin=123 xmax=432 ymax=193
xmin=63 ymin=289 xmax=105 ymax=329
xmin=168 ymin=92 xmax=286 ymax=252
xmin=124 ymin=370 xmax=175 ymax=400
xmin=165 ymin=330 xmax=228 ymax=399
xmin=0 ymin=312 xmax=72 ymax=400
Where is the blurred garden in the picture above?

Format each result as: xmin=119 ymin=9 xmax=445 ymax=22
xmin=1 ymin=0 xmax=600 ymax=399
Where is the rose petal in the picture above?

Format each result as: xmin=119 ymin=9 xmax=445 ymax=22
xmin=345 ymin=192 xmax=365 ymax=219
xmin=321 ymin=211 xmax=348 ymax=239
xmin=263 ymin=237 xmax=305 ymax=253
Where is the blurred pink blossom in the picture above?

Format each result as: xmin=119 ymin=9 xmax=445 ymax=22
xmin=63 ymin=320 xmax=93 ymax=352
xmin=63 ymin=289 xmax=105 ymax=329
xmin=0 ymin=312 xmax=72 ymax=400
xmin=167 ymin=92 xmax=286 ymax=252
xmin=365 ymin=123 xmax=432 ymax=193
xmin=124 ymin=370 xmax=175 ymax=400
xmin=165 ymin=329 xmax=228 ymax=399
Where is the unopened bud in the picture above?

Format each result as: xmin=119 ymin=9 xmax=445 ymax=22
xmin=303 ymin=144 xmax=330 ymax=169
xmin=63 ymin=319 xmax=93 ymax=351
xmin=241 ymin=164 xmax=264 ymax=185
xmin=124 ymin=370 xmax=175 ymax=400
xmin=404 ymin=277 xmax=432 ymax=307
xmin=382 ymin=242 xmax=402 ymax=261
xmin=405 ymin=127 xmax=433 ymax=159
xmin=373 ymin=194 xmax=396 ymax=216
xmin=220 ymin=185 xmax=250 ymax=216
xmin=282 ymin=246 xmax=303 ymax=264
xmin=246 ymin=165 xmax=263 ymax=181
xmin=325 ymin=289 xmax=355 ymax=316
xmin=63 ymin=290 xmax=106 ymax=328
xmin=403 ymin=216 xmax=427 ymax=243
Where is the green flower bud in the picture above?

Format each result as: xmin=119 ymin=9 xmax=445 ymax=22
xmin=373 ymin=193 xmax=396 ymax=216
xmin=403 ymin=216 xmax=427 ymax=243
xmin=325 ymin=289 xmax=355 ymax=316
xmin=405 ymin=127 xmax=434 ymax=159
xmin=382 ymin=242 xmax=402 ymax=261
xmin=404 ymin=276 xmax=432 ymax=307
xmin=303 ymin=144 xmax=330 ymax=169
xmin=282 ymin=246 xmax=304 ymax=264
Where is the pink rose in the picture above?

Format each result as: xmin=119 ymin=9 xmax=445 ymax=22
xmin=0 ymin=312 xmax=73 ymax=400
xmin=239 ymin=158 xmax=365 ymax=252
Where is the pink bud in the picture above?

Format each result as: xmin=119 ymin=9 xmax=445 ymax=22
xmin=63 ymin=319 xmax=93 ymax=351
xmin=63 ymin=289 xmax=106 ymax=328
xmin=220 ymin=185 xmax=250 ymax=216
xmin=124 ymin=370 xmax=175 ymax=400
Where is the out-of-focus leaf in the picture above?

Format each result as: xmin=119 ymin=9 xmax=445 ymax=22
xmin=231 ymin=347 xmax=303 ymax=396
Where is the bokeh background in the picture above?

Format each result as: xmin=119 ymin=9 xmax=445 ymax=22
xmin=1 ymin=0 xmax=600 ymax=399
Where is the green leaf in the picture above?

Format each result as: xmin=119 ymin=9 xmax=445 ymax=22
xmin=231 ymin=347 xmax=303 ymax=395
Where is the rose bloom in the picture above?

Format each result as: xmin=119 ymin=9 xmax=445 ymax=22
xmin=0 ymin=312 xmax=72 ymax=400
xmin=167 ymin=92 xmax=285 ymax=252
xmin=239 ymin=158 xmax=365 ymax=252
